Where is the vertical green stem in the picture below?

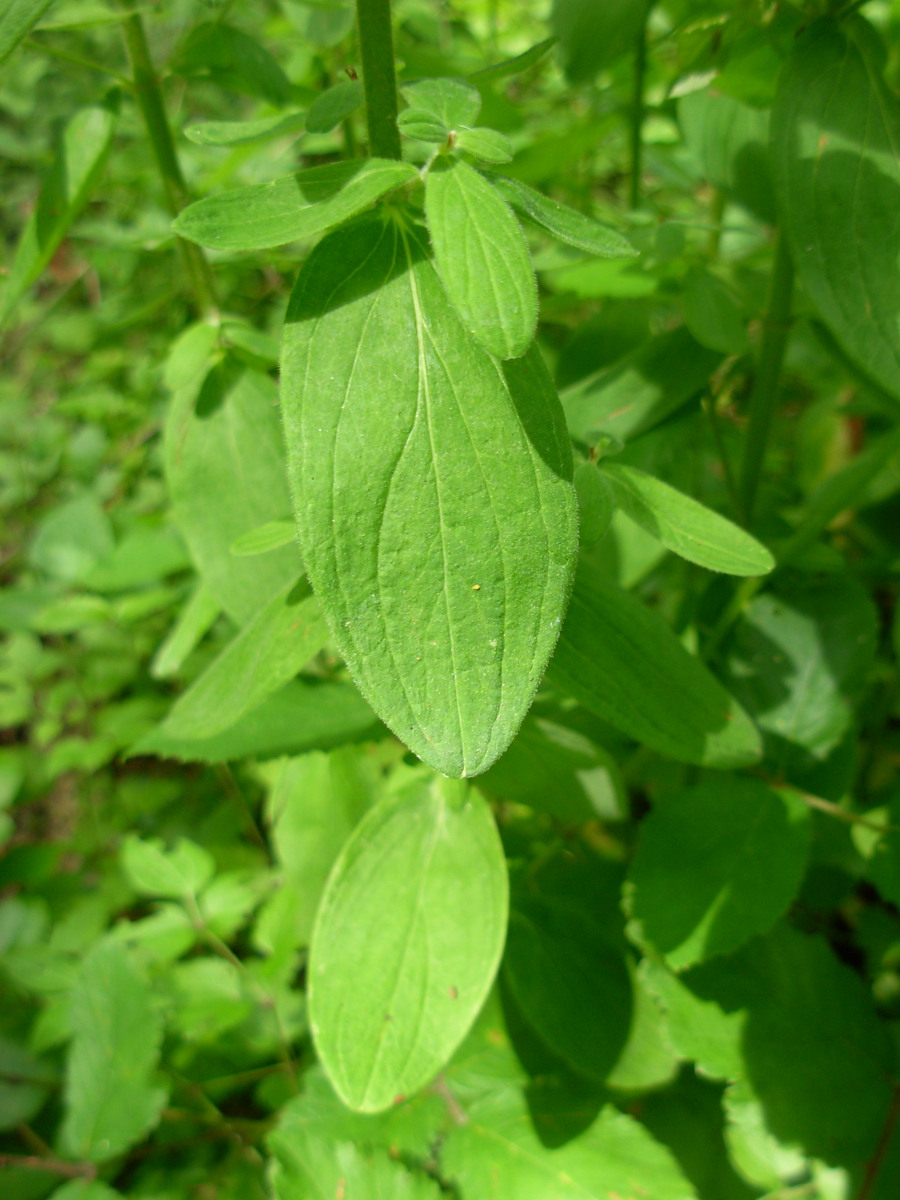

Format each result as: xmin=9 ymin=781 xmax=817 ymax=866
xmin=121 ymin=14 xmax=217 ymax=317
xmin=355 ymin=0 xmax=402 ymax=160
xmin=628 ymin=16 xmax=648 ymax=210
xmin=737 ymin=229 xmax=794 ymax=524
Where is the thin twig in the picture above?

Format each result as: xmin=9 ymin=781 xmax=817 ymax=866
xmin=855 ymin=1083 xmax=900 ymax=1200
xmin=0 ymin=1155 xmax=95 ymax=1179
xmin=794 ymin=791 xmax=895 ymax=835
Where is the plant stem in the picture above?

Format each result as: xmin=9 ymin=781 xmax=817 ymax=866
xmin=737 ymin=229 xmax=794 ymax=524
xmin=120 ymin=13 xmax=218 ymax=317
xmin=855 ymin=1084 xmax=900 ymax=1200
xmin=628 ymin=14 xmax=648 ymax=210
xmin=355 ymin=0 xmax=402 ymax=159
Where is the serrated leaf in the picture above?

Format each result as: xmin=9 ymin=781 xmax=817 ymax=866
xmin=165 ymin=368 xmax=300 ymax=624
xmin=0 ymin=0 xmax=55 ymax=63
xmin=184 ymin=110 xmax=307 ymax=146
xmin=397 ymin=107 xmax=449 ymax=142
xmin=492 ymin=174 xmax=637 ymax=258
xmin=309 ymin=778 xmax=508 ymax=1113
xmin=601 ymin=461 xmax=774 ymax=576
xmin=282 ymin=212 xmax=576 ymax=777
xmin=152 ymin=580 xmax=327 ymax=742
xmin=552 ymin=0 xmax=651 ymax=83
xmin=400 ymin=77 xmax=481 ymax=128
xmin=60 ymin=942 xmax=166 ymax=1162
xmin=628 ymin=780 xmax=811 ymax=969
xmin=442 ymin=1088 xmax=695 ymax=1199
xmin=133 ymin=678 xmax=380 ymax=764
xmin=772 ymin=17 xmax=900 ymax=403
xmin=174 ymin=158 xmax=418 ymax=251
xmin=121 ymin=834 xmax=215 ymax=898
xmin=229 ymin=520 xmax=297 ymax=557
xmin=548 ymin=557 xmax=761 ymax=769
xmin=306 ymin=78 xmax=363 ymax=133
xmin=456 ymin=127 xmax=514 ymax=163
xmin=0 ymin=99 xmax=118 ymax=325
xmin=425 ymin=158 xmax=537 ymax=359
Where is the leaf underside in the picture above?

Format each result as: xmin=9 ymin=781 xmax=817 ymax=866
xmin=281 ymin=211 xmax=577 ymax=777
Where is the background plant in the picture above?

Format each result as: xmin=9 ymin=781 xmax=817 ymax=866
xmin=2 ymin=1 xmax=900 ymax=1198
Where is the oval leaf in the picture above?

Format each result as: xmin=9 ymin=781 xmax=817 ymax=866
xmin=397 ymin=108 xmax=449 ymax=143
xmin=229 ymin=519 xmax=297 ymax=557
xmin=309 ymin=778 xmax=508 ymax=1113
xmin=400 ymin=77 xmax=481 ymax=128
xmin=0 ymin=0 xmax=55 ymax=63
xmin=772 ymin=17 xmax=900 ymax=403
xmin=282 ymin=212 xmax=577 ymax=777
xmin=173 ymin=158 xmax=418 ymax=251
xmin=455 ymin=127 xmax=513 ymax=164
xmin=492 ymin=174 xmax=637 ymax=259
xmin=184 ymin=110 xmax=307 ymax=146
xmin=425 ymin=157 xmax=537 ymax=359
xmin=601 ymin=461 xmax=774 ymax=575
xmin=548 ymin=557 xmax=762 ymax=768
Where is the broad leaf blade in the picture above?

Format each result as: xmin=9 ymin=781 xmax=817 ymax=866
xmin=401 ymin=78 xmax=481 ymax=128
xmin=0 ymin=0 xmax=55 ymax=62
xmin=772 ymin=17 xmax=900 ymax=402
xmin=282 ymin=213 xmax=577 ymax=777
xmin=492 ymin=174 xmax=637 ymax=258
xmin=601 ymin=461 xmax=774 ymax=576
xmin=60 ymin=942 xmax=166 ymax=1162
xmin=0 ymin=99 xmax=118 ymax=324
xmin=548 ymin=557 xmax=761 ymax=768
xmin=552 ymin=0 xmax=650 ymax=82
xmin=309 ymin=778 xmax=508 ymax=1113
xmin=151 ymin=581 xmax=328 ymax=742
xmin=173 ymin=158 xmax=418 ymax=251
xmin=270 ymin=1134 xmax=442 ymax=1200
xmin=425 ymin=158 xmax=537 ymax=359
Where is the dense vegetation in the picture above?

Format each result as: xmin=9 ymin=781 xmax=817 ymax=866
xmin=3 ymin=1 xmax=900 ymax=1198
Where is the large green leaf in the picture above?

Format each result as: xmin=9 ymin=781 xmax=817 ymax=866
xmin=165 ymin=366 xmax=300 ymax=624
xmin=0 ymin=99 xmax=118 ymax=324
xmin=548 ymin=557 xmax=761 ymax=768
xmin=551 ymin=0 xmax=650 ymax=83
xmin=308 ymin=777 xmax=508 ymax=1113
xmin=627 ymin=779 xmax=811 ymax=969
xmin=425 ymin=158 xmax=537 ymax=359
xmin=173 ymin=158 xmax=417 ymax=252
xmin=149 ymin=581 xmax=327 ymax=742
xmin=60 ymin=941 xmax=166 ymax=1162
xmin=0 ymin=0 xmax=55 ymax=62
xmin=679 ymin=88 xmax=774 ymax=223
xmin=282 ymin=212 xmax=577 ymax=777
xmin=771 ymin=17 xmax=900 ymax=403
xmin=270 ymin=1134 xmax=442 ymax=1200
xmin=491 ymin=174 xmax=637 ymax=259
xmin=601 ymin=461 xmax=774 ymax=576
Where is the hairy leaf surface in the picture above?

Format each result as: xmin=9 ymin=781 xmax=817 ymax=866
xmin=425 ymin=158 xmax=537 ymax=359
xmin=308 ymin=778 xmax=508 ymax=1112
xmin=282 ymin=212 xmax=577 ymax=777
xmin=174 ymin=158 xmax=417 ymax=251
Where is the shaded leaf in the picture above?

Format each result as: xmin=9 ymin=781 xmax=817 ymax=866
xmin=271 ymin=1133 xmax=442 ymax=1200
xmin=282 ymin=212 xmax=576 ymax=777
xmin=150 ymin=584 xmax=220 ymax=679
xmin=492 ymin=174 xmax=637 ymax=258
xmin=306 ymin=78 xmax=363 ymax=133
xmin=574 ymin=460 xmax=616 ymax=548
xmin=120 ymin=835 xmax=215 ymax=899
xmin=174 ymin=158 xmax=418 ymax=252
xmin=425 ymin=157 xmax=537 ymax=359
xmin=184 ymin=110 xmax=307 ymax=146
xmin=309 ymin=778 xmax=508 ymax=1112
xmin=552 ymin=0 xmax=650 ymax=82
xmin=470 ymin=37 xmax=556 ymax=82
xmin=679 ymin=88 xmax=774 ymax=223
xmin=174 ymin=22 xmax=291 ymax=107
xmin=0 ymin=0 xmax=55 ymax=63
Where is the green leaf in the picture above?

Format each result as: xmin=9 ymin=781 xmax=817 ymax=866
xmin=164 ymin=368 xmax=300 ymax=624
xmin=548 ymin=556 xmax=761 ymax=769
xmin=47 ymin=1184 xmax=124 ymax=1200
xmin=120 ymin=834 xmax=215 ymax=899
xmin=0 ymin=0 xmax=55 ymax=63
xmin=562 ymin=327 xmax=721 ymax=444
xmin=271 ymin=1134 xmax=442 ymax=1200
xmin=309 ymin=777 xmax=508 ymax=1112
xmin=400 ymin=77 xmax=481 ymax=129
xmin=173 ymin=158 xmax=417 ymax=252
xmin=150 ymin=584 xmax=220 ymax=679
xmin=0 ymin=98 xmax=118 ymax=325
xmin=574 ymin=461 xmax=616 ymax=548
xmin=133 ymin=678 xmax=380 ymax=764
xmin=174 ymin=22 xmax=291 ymax=107
xmin=455 ymin=126 xmax=514 ymax=163
xmin=627 ymin=779 xmax=811 ymax=970
xmin=282 ymin=213 xmax=576 ymax=777
xmin=679 ymin=88 xmax=774 ymax=223
xmin=442 ymin=1088 xmax=695 ymax=1199
xmin=152 ymin=581 xmax=327 ymax=742
xmin=306 ymin=78 xmax=364 ymax=133
xmin=600 ymin=461 xmax=774 ymax=576
xmin=504 ymin=896 xmax=632 ymax=1083
xmin=60 ymin=941 xmax=166 ymax=1162
xmin=29 ymin=496 xmax=114 ymax=583
xmin=425 ymin=158 xmax=537 ymax=359
xmin=552 ymin=0 xmax=651 ymax=83
xmin=470 ymin=37 xmax=556 ymax=82
xmin=184 ymin=110 xmax=307 ymax=146
xmin=722 ymin=575 xmax=877 ymax=774
xmin=641 ymin=958 xmax=745 ymax=1082
xmin=492 ymin=174 xmax=637 ymax=258
xmin=397 ymin=108 xmax=449 ymax=142
xmin=681 ymin=269 xmax=749 ymax=355
xmin=229 ymin=520 xmax=297 ymax=558
xmin=772 ymin=17 xmax=900 ymax=403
